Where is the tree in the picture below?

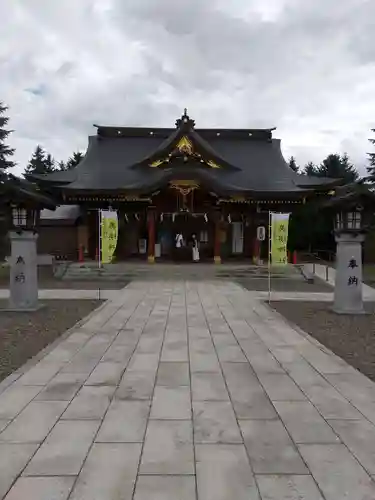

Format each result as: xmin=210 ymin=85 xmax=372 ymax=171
xmin=57 ymin=160 xmax=66 ymax=171
xmin=25 ymin=145 xmax=54 ymax=175
xmin=66 ymin=151 xmax=84 ymax=169
xmin=340 ymin=153 xmax=359 ymax=181
xmin=45 ymin=153 xmax=55 ymax=172
xmin=288 ymin=156 xmax=299 ymax=173
xmin=367 ymin=129 xmax=375 ymax=182
xmin=0 ymin=101 xmax=15 ymax=171
xmin=303 ymin=161 xmax=318 ymax=176
xmin=317 ymin=153 xmax=358 ymax=182
xmin=291 ymin=155 xmax=357 ymax=257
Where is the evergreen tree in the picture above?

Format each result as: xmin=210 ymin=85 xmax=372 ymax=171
xmin=66 ymin=151 xmax=84 ymax=169
xmin=317 ymin=153 xmax=358 ymax=182
xmin=288 ymin=156 xmax=299 ymax=173
xmin=25 ymin=145 xmax=48 ymax=175
xmin=303 ymin=161 xmax=318 ymax=176
xmin=0 ymin=101 xmax=15 ymax=171
xmin=44 ymin=153 xmax=55 ymax=172
xmin=366 ymin=129 xmax=375 ymax=182
xmin=57 ymin=160 xmax=66 ymax=171
xmin=340 ymin=153 xmax=359 ymax=181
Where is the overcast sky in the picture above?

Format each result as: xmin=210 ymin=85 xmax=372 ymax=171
xmin=2 ymin=0 xmax=375 ymax=176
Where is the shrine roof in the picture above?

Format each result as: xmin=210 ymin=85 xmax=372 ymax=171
xmin=29 ymin=110 xmax=340 ymax=196
xmin=0 ymin=173 xmax=57 ymax=209
xmin=323 ymin=181 xmax=375 ymax=208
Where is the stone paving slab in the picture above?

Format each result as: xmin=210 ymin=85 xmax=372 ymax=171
xmin=0 ymin=280 xmax=375 ymax=499
xmin=4 ymin=476 xmax=75 ymax=500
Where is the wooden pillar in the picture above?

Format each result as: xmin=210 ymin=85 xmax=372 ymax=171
xmin=253 ymin=237 xmax=260 ymax=264
xmin=77 ymin=223 xmax=89 ymax=261
xmin=147 ymin=210 xmax=155 ymax=263
xmin=214 ymin=219 xmax=221 ymax=264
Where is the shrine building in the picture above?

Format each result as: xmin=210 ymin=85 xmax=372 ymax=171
xmin=31 ymin=110 xmax=339 ymax=263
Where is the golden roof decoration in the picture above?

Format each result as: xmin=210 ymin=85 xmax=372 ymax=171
xmin=206 ymin=159 xmax=221 ymax=169
xmin=149 ymin=135 xmax=222 ymax=169
xmin=176 ymin=136 xmax=194 ymax=155
xmin=169 ymin=180 xmax=200 ymax=197
xmin=150 ymin=159 xmax=164 ymax=168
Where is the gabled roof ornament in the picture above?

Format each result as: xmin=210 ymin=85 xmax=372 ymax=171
xmin=175 ymin=108 xmax=195 ymax=129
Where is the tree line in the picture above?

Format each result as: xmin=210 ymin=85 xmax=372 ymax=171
xmin=24 ymin=145 xmax=84 ymax=175
xmin=288 ymin=153 xmax=359 ymax=183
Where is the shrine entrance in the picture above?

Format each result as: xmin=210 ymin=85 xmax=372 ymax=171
xmin=82 ymin=182 xmax=263 ymax=263
xmin=155 ymin=213 xmax=215 ymax=262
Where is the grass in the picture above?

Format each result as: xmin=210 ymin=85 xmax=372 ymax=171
xmin=363 ymin=264 xmax=375 ymax=285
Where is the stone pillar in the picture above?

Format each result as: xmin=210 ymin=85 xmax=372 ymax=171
xmin=333 ymin=232 xmax=365 ymax=314
xmin=147 ymin=210 xmax=155 ymax=263
xmin=8 ymin=231 xmax=39 ymax=311
xmin=214 ymin=220 xmax=221 ymax=264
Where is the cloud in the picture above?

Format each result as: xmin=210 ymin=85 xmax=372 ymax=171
xmin=24 ymin=84 xmax=47 ymax=96
xmin=1 ymin=0 xmax=375 ymax=175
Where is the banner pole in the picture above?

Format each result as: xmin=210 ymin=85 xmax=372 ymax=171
xmin=98 ymin=209 xmax=101 ymax=270
xmin=98 ymin=209 xmax=101 ymax=301
xmin=268 ymin=211 xmax=271 ymax=304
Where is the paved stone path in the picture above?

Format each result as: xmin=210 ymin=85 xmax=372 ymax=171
xmin=1 ymin=287 xmax=375 ymax=302
xmin=1 ymin=281 xmax=375 ymax=499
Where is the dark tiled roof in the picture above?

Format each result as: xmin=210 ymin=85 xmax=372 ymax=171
xmin=32 ymin=112 xmax=339 ymax=196
xmin=0 ymin=173 xmax=57 ymax=209
xmin=323 ymin=181 xmax=375 ymax=208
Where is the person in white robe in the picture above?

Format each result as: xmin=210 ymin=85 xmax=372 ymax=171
xmin=191 ymin=233 xmax=200 ymax=262
xmin=175 ymin=233 xmax=184 ymax=248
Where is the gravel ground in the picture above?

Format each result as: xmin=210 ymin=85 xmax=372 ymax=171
xmin=238 ymin=277 xmax=332 ymax=292
xmin=271 ymin=300 xmax=375 ymax=381
xmin=0 ymin=278 xmax=129 ymax=290
xmin=0 ymin=266 xmax=129 ymax=289
xmin=0 ymin=299 xmax=102 ymax=382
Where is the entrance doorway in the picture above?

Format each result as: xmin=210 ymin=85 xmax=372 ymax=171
xmin=156 ymin=217 xmax=214 ymax=262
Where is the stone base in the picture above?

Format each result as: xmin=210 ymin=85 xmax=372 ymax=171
xmin=147 ymin=255 xmax=155 ymax=264
xmin=214 ymin=256 xmax=221 ymax=264
xmin=332 ymin=305 xmax=368 ymax=315
xmin=0 ymin=303 xmax=45 ymax=313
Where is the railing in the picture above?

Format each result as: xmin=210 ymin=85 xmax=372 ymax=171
xmin=314 ymin=249 xmax=336 ymax=263
xmin=298 ymin=250 xmax=334 ymax=282
xmin=298 ymin=249 xmax=335 ymax=263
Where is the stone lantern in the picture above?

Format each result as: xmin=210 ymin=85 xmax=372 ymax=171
xmin=10 ymin=204 xmax=42 ymax=231
xmin=8 ymin=205 xmax=42 ymax=310
xmin=325 ymin=183 xmax=375 ymax=314
xmin=1 ymin=174 xmax=56 ymax=311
